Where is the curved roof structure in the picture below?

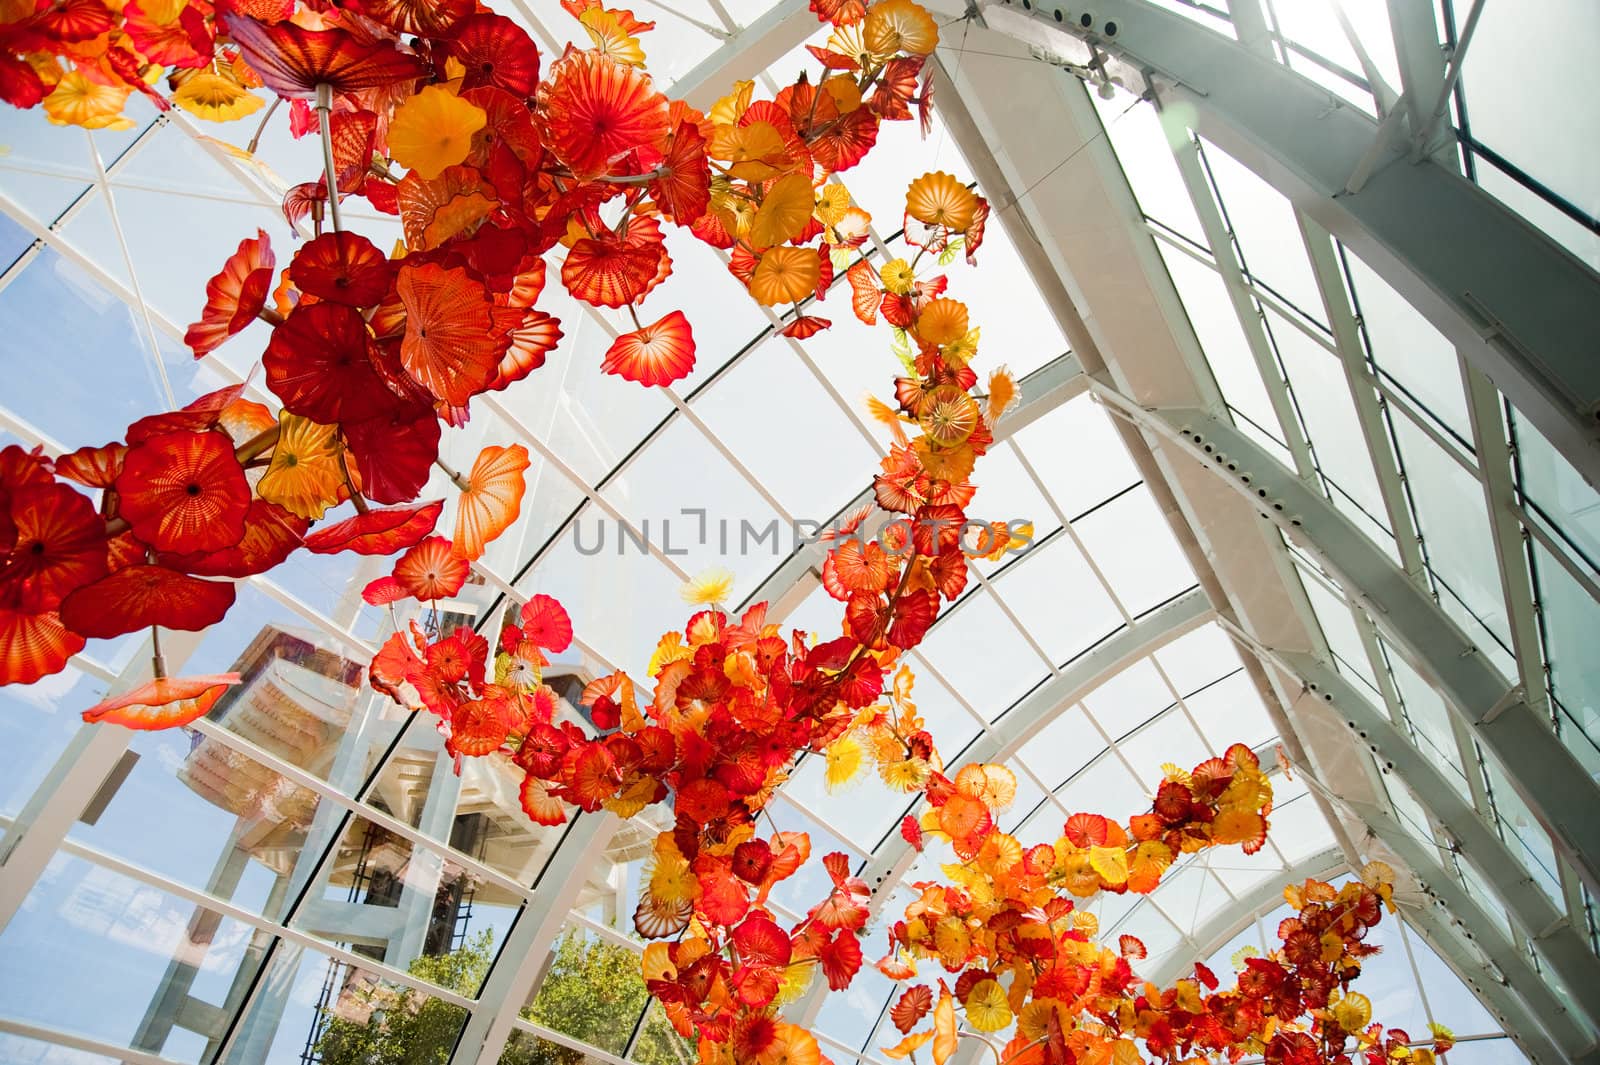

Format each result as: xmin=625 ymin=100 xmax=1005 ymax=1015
xmin=1 ymin=1 xmax=1598 ymax=1064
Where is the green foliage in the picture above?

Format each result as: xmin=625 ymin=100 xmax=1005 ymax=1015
xmin=315 ymin=928 xmax=694 ymax=1065
xmin=890 ymin=327 xmax=915 ymax=374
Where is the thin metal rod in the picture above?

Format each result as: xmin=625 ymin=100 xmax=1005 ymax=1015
xmin=1413 ymin=0 xmax=1487 ymax=160
xmin=315 ymin=83 xmax=343 ymax=233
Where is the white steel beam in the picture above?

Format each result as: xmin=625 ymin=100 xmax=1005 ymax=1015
xmin=932 ymin=25 xmax=1586 ymax=1056
xmin=1357 ymin=810 xmax=1600 ymax=1064
xmin=978 ymin=0 xmax=1600 ymax=489
xmin=1460 ymin=362 xmax=1549 ymax=720
xmin=672 ymin=0 xmax=813 ymax=110
xmin=1088 ymin=388 xmax=1600 ymax=897
xmin=1394 ymin=888 xmax=1584 ymax=1065
xmin=1244 ymin=644 xmax=1600 ymax=1032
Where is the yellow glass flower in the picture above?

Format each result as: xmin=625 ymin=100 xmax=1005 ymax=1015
xmin=708 ymin=78 xmax=754 ymax=125
xmin=580 ymin=7 xmax=646 ymax=65
xmin=172 ymin=72 xmax=266 ymax=123
xmin=814 ymin=183 xmax=852 ymax=227
xmin=257 ymin=413 xmax=344 ymax=520
xmin=880 ymin=257 xmax=915 ymax=295
xmin=709 ymin=120 xmax=791 ymax=182
xmin=43 ymin=72 xmax=134 ymax=130
xmin=647 ymin=631 xmax=692 ymax=676
xmin=1331 ymin=991 xmax=1373 ymax=1032
xmin=388 ymin=85 xmax=487 ymax=181
xmin=823 ymin=73 xmax=863 ymax=113
xmin=679 ymin=566 xmax=735 ymax=605
xmin=750 ymin=172 xmax=815 ymax=248
xmin=905 ymin=170 xmax=979 ymax=231
xmin=942 ymin=326 xmax=980 ymax=366
xmin=963 ymin=978 xmax=1012 ymax=1032
xmin=640 ymin=942 xmax=676 ymax=983
xmin=864 ymin=0 xmax=939 ymax=57
xmin=879 ymin=755 xmax=930 ymax=791
xmin=824 ymin=733 xmax=864 ymax=792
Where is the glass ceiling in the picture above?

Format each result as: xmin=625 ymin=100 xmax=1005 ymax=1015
xmin=0 ymin=0 xmax=1595 ymax=1063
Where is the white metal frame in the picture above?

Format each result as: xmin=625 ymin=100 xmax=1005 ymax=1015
xmin=977 ymin=0 xmax=1600 ymax=488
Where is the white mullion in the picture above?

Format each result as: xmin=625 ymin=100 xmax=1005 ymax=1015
xmin=0 ymin=1016 xmax=190 ymax=1065
xmin=1519 ymin=506 xmax=1600 ymax=604
xmin=0 ymin=189 xmax=188 ymax=342
xmin=1297 ymin=213 xmax=1428 ymax=583
xmin=54 ymin=834 xmax=475 ymax=1009
xmin=1460 ymin=363 xmax=1548 ymax=721
xmin=185 ymin=716 xmax=537 ymax=904
xmin=1371 ymin=374 xmax=1479 ymax=475
xmin=1144 ymin=220 xmax=1337 ymax=357
xmin=1159 ymin=120 xmax=1319 ymax=485
xmin=510 ymin=1016 xmax=634 ymax=1065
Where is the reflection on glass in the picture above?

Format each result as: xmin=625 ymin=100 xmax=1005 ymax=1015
xmin=522 ymin=927 xmax=649 ymax=1055
xmin=0 ymin=852 xmax=266 ymax=1062
xmin=245 ymin=942 xmax=469 ymax=1065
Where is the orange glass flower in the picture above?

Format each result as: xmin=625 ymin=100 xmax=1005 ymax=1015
xmin=749 ymin=246 xmax=820 ymax=306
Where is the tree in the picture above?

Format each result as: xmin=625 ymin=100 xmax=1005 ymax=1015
xmin=315 ymin=929 xmax=693 ymax=1065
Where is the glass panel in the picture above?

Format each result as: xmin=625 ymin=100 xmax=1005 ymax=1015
xmin=242 ymin=940 xmax=470 ymax=1065
xmin=1198 ymin=139 xmax=1326 ymax=322
xmin=1090 ymin=86 xmax=1207 ymax=247
xmin=0 ymin=667 xmax=103 ymax=820
xmin=0 ymin=852 xmax=266 ymax=1061
xmin=1179 ymin=670 xmax=1277 ymax=754
xmin=1294 ymin=562 xmax=1379 ymax=690
xmin=914 ymin=589 xmax=1048 ymax=719
xmin=1473 ymin=161 xmax=1600 ymax=273
xmin=1266 ymin=306 xmax=1392 ymax=544
xmin=692 ymin=334 xmax=878 ymax=522
xmin=521 ymin=925 xmax=651 ymax=1057
xmin=1156 ymin=244 xmax=1290 ymax=459
xmin=627 ymin=1001 xmax=698 ymax=1065
xmin=1514 ymin=413 xmax=1600 ymax=565
xmin=1119 ymin=707 xmax=1213 ymax=788
xmin=1071 ymin=486 xmax=1196 ymax=616
xmin=1342 ymin=248 xmax=1471 ymax=440
xmin=1388 ymin=413 xmax=1515 ymax=670
xmin=1018 ymin=703 xmax=1105 ymax=791
xmin=1153 ymin=622 xmax=1245 ymax=696
xmin=286 ymin=811 xmax=525 ymax=985
xmin=1081 ymin=658 xmax=1174 ymax=737
xmin=1009 ymin=396 xmax=1141 ymax=519
xmin=1383 ymin=639 xmax=1474 ymax=802
xmin=988 ymin=532 xmax=1123 ymax=663
xmin=0 ymin=246 xmax=171 ymax=448
xmin=1457 ymin=0 xmax=1599 ymax=219
xmin=1529 ymin=539 xmax=1600 ymax=763
xmin=1479 ymin=753 xmax=1564 ymax=909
